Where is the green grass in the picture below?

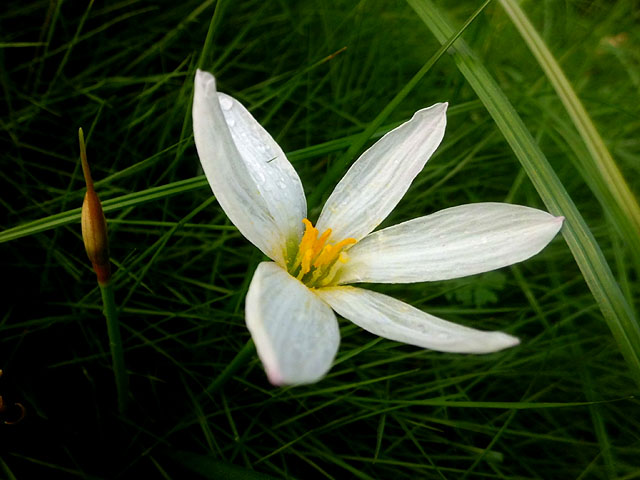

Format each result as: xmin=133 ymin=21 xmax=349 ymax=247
xmin=1 ymin=0 xmax=639 ymax=478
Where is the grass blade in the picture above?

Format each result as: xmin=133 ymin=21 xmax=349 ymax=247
xmin=407 ymin=0 xmax=640 ymax=387
xmin=0 ymin=119 xmax=428 ymax=244
xmin=498 ymin=0 xmax=640 ymax=262
xmin=0 ymin=177 xmax=208 ymax=243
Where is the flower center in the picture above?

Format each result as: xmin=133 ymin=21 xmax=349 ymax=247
xmin=288 ymin=218 xmax=356 ymax=288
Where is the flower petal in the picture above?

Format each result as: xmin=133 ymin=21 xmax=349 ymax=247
xmin=316 ymin=286 xmax=519 ymax=354
xmin=316 ymin=103 xmax=447 ymax=242
xmin=193 ymin=70 xmax=306 ymax=265
xmin=245 ymin=262 xmax=340 ymax=385
xmin=337 ymin=203 xmax=564 ymax=284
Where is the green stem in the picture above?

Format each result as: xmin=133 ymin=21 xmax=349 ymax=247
xmin=100 ymin=281 xmax=128 ymax=413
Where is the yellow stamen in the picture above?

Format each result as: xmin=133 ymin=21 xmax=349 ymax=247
xmin=313 ymin=244 xmax=334 ymax=268
xmin=290 ymin=218 xmax=356 ymax=287
xmin=317 ymin=252 xmax=349 ymax=287
xmin=314 ymin=228 xmax=332 ymax=256
xmin=297 ymin=248 xmax=314 ymax=280
xmin=333 ymin=237 xmax=357 ymax=252
xmin=298 ymin=219 xmax=317 ymax=255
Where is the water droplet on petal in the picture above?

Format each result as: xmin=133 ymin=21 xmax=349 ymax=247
xmin=227 ymin=118 xmax=236 ymax=127
xmin=254 ymin=171 xmax=266 ymax=184
xmin=219 ymin=96 xmax=233 ymax=111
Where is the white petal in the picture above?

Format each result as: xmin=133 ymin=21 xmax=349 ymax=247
xmin=338 ymin=203 xmax=564 ymax=284
xmin=316 ymin=104 xmax=447 ymax=242
xmin=193 ymin=70 xmax=306 ymax=264
xmin=316 ymin=286 xmax=519 ymax=354
xmin=245 ymin=262 xmax=340 ymax=385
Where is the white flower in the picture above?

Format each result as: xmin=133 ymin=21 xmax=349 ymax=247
xmin=192 ymin=70 xmax=564 ymax=386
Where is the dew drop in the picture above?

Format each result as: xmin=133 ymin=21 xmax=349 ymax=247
xmin=219 ymin=96 xmax=233 ymax=111
xmin=227 ymin=118 xmax=236 ymax=127
xmin=254 ymin=171 xmax=266 ymax=184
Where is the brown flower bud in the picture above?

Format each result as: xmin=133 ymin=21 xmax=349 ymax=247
xmin=79 ymin=128 xmax=111 ymax=285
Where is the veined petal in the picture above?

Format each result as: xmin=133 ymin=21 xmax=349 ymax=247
xmin=316 ymin=286 xmax=519 ymax=354
xmin=245 ymin=262 xmax=340 ymax=385
xmin=337 ymin=203 xmax=564 ymax=284
xmin=316 ymin=104 xmax=447 ymax=242
xmin=193 ymin=70 xmax=306 ymax=265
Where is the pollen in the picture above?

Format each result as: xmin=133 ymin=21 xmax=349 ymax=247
xmin=289 ymin=218 xmax=356 ymax=287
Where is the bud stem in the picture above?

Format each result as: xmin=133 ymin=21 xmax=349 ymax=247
xmin=100 ymin=281 xmax=128 ymax=413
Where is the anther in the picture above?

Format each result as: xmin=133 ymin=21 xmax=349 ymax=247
xmin=290 ymin=219 xmax=357 ymax=287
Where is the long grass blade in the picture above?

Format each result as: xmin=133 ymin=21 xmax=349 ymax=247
xmin=0 ymin=118 xmax=427 ymax=243
xmin=498 ymin=0 xmax=640 ymax=262
xmin=407 ymin=0 xmax=640 ymax=387
xmin=0 ymin=177 xmax=208 ymax=243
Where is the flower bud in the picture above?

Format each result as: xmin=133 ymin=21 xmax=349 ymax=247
xmin=79 ymin=128 xmax=111 ymax=285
